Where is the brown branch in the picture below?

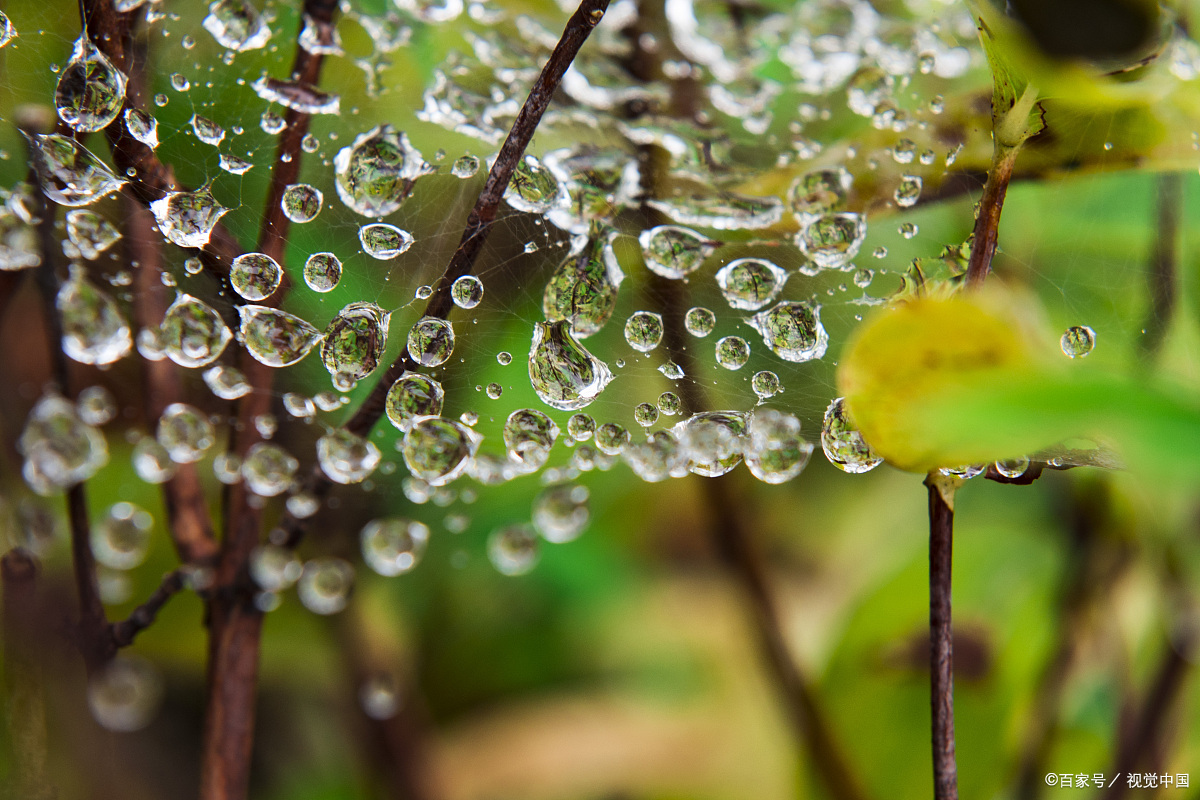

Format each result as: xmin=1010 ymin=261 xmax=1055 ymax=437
xmin=1138 ymin=172 xmax=1182 ymax=359
xmin=277 ymin=0 xmax=612 ymax=549
xmin=2 ymin=549 xmax=53 ymax=800
xmin=964 ymin=146 xmax=1018 ymax=287
xmin=109 ymin=568 xmax=187 ymax=648
xmin=200 ymin=3 xmax=339 ymax=800
xmin=925 ymin=475 xmax=958 ymax=800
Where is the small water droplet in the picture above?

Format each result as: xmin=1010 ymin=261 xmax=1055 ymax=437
xmin=359 ymin=223 xmax=414 ymax=259
xmin=230 ymin=252 xmax=282 ymax=301
xmin=1060 ymin=325 xmax=1095 ymax=358
xmin=281 ymin=183 xmax=323 ymax=223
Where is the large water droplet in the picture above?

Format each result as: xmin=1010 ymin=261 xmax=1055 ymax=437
xmin=317 ymin=428 xmax=381 ymax=484
xmin=66 ymin=210 xmax=121 ymax=260
xmin=821 ymin=397 xmax=882 ymax=473
xmin=639 ymin=225 xmax=716 ymax=280
xmin=748 ymin=301 xmax=828 ymax=363
xmin=361 ymin=518 xmax=429 ymax=576
xmin=745 ymin=409 xmax=812 ymax=484
xmin=304 ymin=252 xmax=342 ymax=292
xmin=31 ymin=134 xmax=126 ymax=207
xmin=322 ymin=302 xmax=390 ymax=381
xmin=402 ymin=416 xmax=480 ymax=486
xmin=503 ymin=408 xmax=559 ymax=472
xmin=203 ymin=0 xmax=272 ymax=51
xmin=406 ymin=317 xmax=454 ymax=367
xmin=57 ymin=266 xmax=132 ymax=365
xmin=19 ymin=395 xmax=108 ymax=493
xmin=715 ymin=257 xmax=787 ymax=311
xmin=92 ymin=501 xmax=153 ymax=569
xmin=160 ymin=293 xmax=232 ymax=368
xmin=150 ymin=188 xmax=230 ymax=248
xmin=242 ymin=442 xmax=298 ymax=496
xmin=55 ymin=37 xmax=127 ymax=133
xmin=359 ymin=223 xmax=414 ymax=259
xmin=673 ymin=411 xmax=749 ymax=477
xmin=334 ymin=125 xmax=430 ymax=217
xmin=542 ymin=231 xmax=624 ymax=337
xmin=797 ymin=212 xmax=867 ymax=271
xmin=528 ymin=320 xmax=613 ymax=411
xmin=894 ymin=175 xmax=922 ymax=208
xmin=238 ymin=305 xmax=322 ymax=367
xmin=385 ymin=372 xmax=445 ymax=432
xmin=230 ymin=252 xmax=282 ymax=301
xmin=451 ymin=275 xmax=483 ymax=309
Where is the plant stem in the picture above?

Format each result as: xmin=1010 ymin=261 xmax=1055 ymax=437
xmin=1138 ymin=172 xmax=1182 ymax=359
xmin=926 ymin=474 xmax=958 ymax=800
xmin=110 ymin=569 xmax=187 ymax=648
xmin=964 ymin=144 xmax=1018 ymax=287
xmin=277 ymin=0 xmax=612 ymax=549
xmin=2 ymin=549 xmax=53 ymax=800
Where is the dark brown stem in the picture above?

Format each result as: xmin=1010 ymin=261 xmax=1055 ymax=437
xmin=926 ymin=475 xmax=958 ymax=800
xmin=964 ymin=146 xmax=1017 ymax=287
xmin=2 ymin=549 xmax=53 ymax=800
xmin=109 ymin=569 xmax=187 ymax=648
xmin=200 ymin=4 xmax=338 ymax=799
xmin=278 ymin=0 xmax=612 ymax=549
xmin=1138 ymin=172 xmax=1182 ymax=359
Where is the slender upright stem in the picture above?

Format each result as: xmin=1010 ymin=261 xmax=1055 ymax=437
xmin=926 ymin=475 xmax=958 ymax=800
xmin=278 ymin=0 xmax=612 ymax=549
xmin=964 ymin=145 xmax=1018 ymax=287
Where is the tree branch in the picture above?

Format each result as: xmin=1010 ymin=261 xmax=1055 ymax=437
xmin=277 ymin=0 xmax=612 ymax=549
xmin=925 ymin=474 xmax=958 ymax=800
xmin=109 ymin=568 xmax=187 ymax=648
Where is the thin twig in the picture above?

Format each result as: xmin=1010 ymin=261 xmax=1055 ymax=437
xmin=1138 ymin=172 xmax=1182 ymax=359
xmin=926 ymin=474 xmax=958 ymax=800
xmin=109 ymin=569 xmax=188 ymax=648
xmin=278 ymin=0 xmax=612 ymax=549
xmin=964 ymin=146 xmax=1018 ymax=286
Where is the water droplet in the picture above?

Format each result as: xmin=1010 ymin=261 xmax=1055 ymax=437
xmin=486 ymin=382 xmax=502 ymax=399
xmin=362 ymin=518 xmax=429 ymax=576
xmin=542 ymin=231 xmax=624 ymax=337
xmin=57 ymin=266 xmax=132 ymax=365
xmin=639 ymin=225 xmax=716 ymax=280
xmin=250 ymin=544 xmax=302 ymax=591
xmin=360 ymin=673 xmax=401 ymax=720
xmin=894 ymin=175 xmax=923 ymax=208
xmin=260 ymin=111 xmax=286 ymax=134
xmin=634 ymin=402 xmax=659 ymax=427
xmin=685 ymin=306 xmax=715 ymax=337
xmin=994 ymin=456 xmax=1030 ymax=479
xmin=715 ymin=335 xmax=749 ymax=370
xmin=488 ymin=524 xmax=539 ymax=575
xmin=647 ymin=192 xmax=783 ymax=231
xmin=748 ymin=301 xmax=828 ymax=363
xmin=402 ymin=416 xmax=480 ymax=486
xmin=752 ymin=370 xmax=781 ymax=399
xmin=745 ymin=409 xmax=813 ymax=484
xmin=304 ymin=252 xmax=341 ymax=292
xmin=78 ymin=385 xmax=116 ymax=425
xmin=0 ymin=11 xmax=18 ymax=49
xmin=161 ymin=293 xmax=232 ymax=368
xmin=789 ymin=167 xmax=852 ymax=225
xmin=624 ymin=430 xmax=684 ymax=482
xmin=31 ymin=134 xmax=126 ymax=207
xmin=253 ymin=76 xmax=341 ymax=115
xmin=899 ymin=222 xmax=918 ymax=239
xmin=567 ymin=413 xmax=595 ymax=441
xmin=624 ymin=311 xmax=663 ymax=352
xmin=533 ymin=484 xmax=589 ymax=543
xmin=190 ymin=114 xmax=225 ymax=146
xmin=213 ymin=452 xmax=242 ymax=484
xmin=322 ymin=302 xmax=390 ymax=381
xmin=1060 ymin=325 xmax=1095 ymax=358
xmin=407 ymin=317 xmax=454 ymax=367
xmin=170 ymin=74 xmax=190 ymax=92
xmin=298 ymin=558 xmax=354 ymax=614
xmin=595 ymin=422 xmax=630 ymax=455
xmin=203 ymin=0 xmax=272 ymax=51
xmin=451 ymin=275 xmax=483 ymax=309
xmin=528 ymin=320 xmax=613 ymax=411
xmin=150 ymin=188 xmax=230 ymax=248
xmin=66 ymin=210 xmax=121 ymax=260
xmin=281 ymin=183 xmax=323 ymax=223
xmin=237 ymin=305 xmax=321 ymax=368
xmin=821 ymin=397 xmax=882 ymax=473
xmin=157 ymin=403 xmax=215 ymax=463
xmin=797 ymin=213 xmax=867 ymax=271
xmin=674 ymin=411 xmax=749 ymax=477
xmin=335 ymin=125 xmax=430 ymax=217
xmin=298 ymin=11 xmax=344 ymax=56
xmin=450 ymin=154 xmax=479 ymax=179
xmin=716 ymin=257 xmax=788 ymax=311
xmin=497 ymin=351 xmax=513 ymax=366
xmin=132 ymin=437 xmax=175 ymax=484
xmin=91 ymin=502 xmax=153 ymax=570
xmin=218 ymin=153 xmax=253 ymax=175
xmin=504 ymin=154 xmax=569 ymax=214
xmin=503 ymin=408 xmax=559 ymax=471
xmin=242 ymin=442 xmax=298 ymax=496
xmin=317 ymin=428 xmax=381 ymax=484
xmin=230 ymin=252 xmax=282 ymax=301
xmin=88 ymin=656 xmax=163 ymax=732
xmin=385 ymin=372 xmax=445 ymax=432
xmin=359 ymin=222 xmax=414 ymax=259
xmin=55 ymin=37 xmax=127 ymax=133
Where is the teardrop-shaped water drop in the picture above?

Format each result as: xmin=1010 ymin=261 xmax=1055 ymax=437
xmin=160 ymin=293 xmax=232 ymax=368
xmin=55 ymin=37 xmax=127 ymax=133
xmin=542 ymin=231 xmax=624 ymax=337
xmin=796 ymin=212 xmax=867 ymax=271
xmin=748 ymin=301 xmax=828 ymax=363
xmin=317 ymin=428 xmax=381 ymax=484
xmin=238 ymin=305 xmax=322 ymax=367
xmin=304 ymin=252 xmax=341 ymax=292
xmin=31 ymin=134 xmax=126 ymax=207
xmin=359 ymin=223 xmax=414 ymax=259
xmin=402 ymin=416 xmax=480 ymax=486
xmin=528 ymin=319 xmax=612 ymax=411
xmin=203 ymin=0 xmax=272 ymax=51
xmin=57 ymin=266 xmax=132 ymax=366
xmin=230 ymin=252 xmax=282 ymax=301
xmin=385 ymin=372 xmax=445 ymax=432
xmin=715 ymin=257 xmax=787 ymax=311
xmin=281 ymin=183 xmax=323 ymax=223
xmin=335 ymin=125 xmax=430 ymax=217
xmin=190 ymin=114 xmax=225 ymax=146
xmin=66 ymin=210 xmax=121 ymax=260
xmin=639 ymin=225 xmax=716 ymax=280
xmin=150 ymin=188 xmax=230 ymax=248
xmin=406 ymin=317 xmax=454 ymax=367
xmin=124 ymin=109 xmax=158 ymax=148
xmin=504 ymin=154 xmax=569 ymax=215
xmin=321 ymin=302 xmax=390 ymax=381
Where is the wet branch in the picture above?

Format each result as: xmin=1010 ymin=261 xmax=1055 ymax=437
xmin=277 ymin=0 xmax=612 ymax=549
xmin=109 ymin=568 xmax=188 ymax=648
xmin=926 ymin=475 xmax=958 ymax=800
